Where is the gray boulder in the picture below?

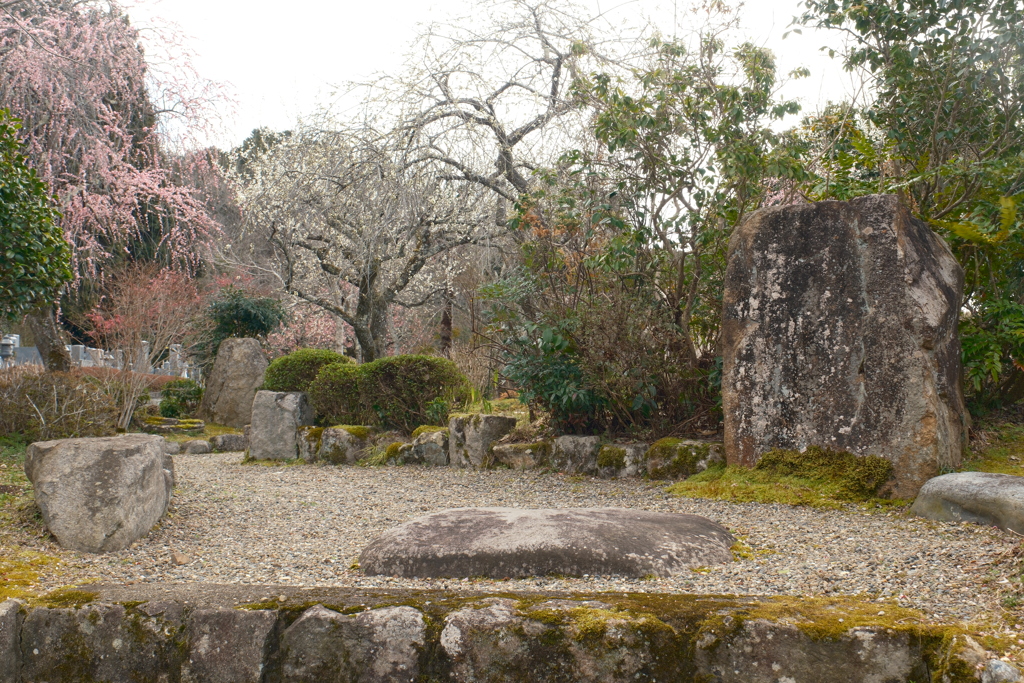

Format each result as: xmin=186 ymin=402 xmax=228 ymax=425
xmin=25 ymin=434 xmax=173 ymax=553
xmin=596 ymin=443 xmax=647 ymax=478
xmin=402 ymin=429 xmax=449 ymax=466
xmin=911 ymin=472 xmax=1024 ymax=533
xmin=248 ymin=391 xmax=314 ymax=461
xmin=0 ymin=600 xmax=21 ymax=683
xmin=491 ymin=442 xmax=552 ymax=470
xmin=278 ymin=604 xmax=424 ymax=682
xmin=183 ymin=439 xmax=212 ymax=455
xmin=722 ymin=195 xmax=967 ymax=498
xmin=551 ymin=436 xmax=602 ymax=475
xmin=360 ymin=507 xmax=734 ymax=578
xmin=162 ymin=439 xmax=181 ymax=455
xmin=644 ymin=439 xmax=724 ymax=480
xmin=318 ymin=426 xmax=374 ymax=465
xmin=210 ymin=433 xmax=248 ymax=453
xmin=449 ymin=415 xmax=517 ymax=468
xmin=199 ymin=338 xmax=268 ymax=428
xmin=182 ymin=608 xmax=277 ymax=683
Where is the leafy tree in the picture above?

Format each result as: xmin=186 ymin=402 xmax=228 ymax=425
xmin=0 ymin=109 xmax=71 ymax=323
xmin=191 ymin=286 xmax=287 ymax=370
xmin=797 ymin=0 xmax=1024 ymax=409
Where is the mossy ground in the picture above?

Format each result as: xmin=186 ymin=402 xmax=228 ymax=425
xmin=163 ymin=422 xmax=243 ymax=444
xmin=668 ymin=446 xmax=904 ymax=509
xmin=962 ymin=422 xmax=1024 ymax=476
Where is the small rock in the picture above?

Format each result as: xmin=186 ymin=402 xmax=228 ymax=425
xmin=449 ymin=415 xmax=517 ymax=468
xmin=172 ymin=551 xmax=190 ymax=566
xmin=210 ymin=433 xmax=248 ymax=452
xmin=911 ymin=472 xmax=1024 ymax=533
xmin=183 ymin=440 xmax=212 ymax=455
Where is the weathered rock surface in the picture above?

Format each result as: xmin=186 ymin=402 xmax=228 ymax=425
xmin=0 ymin=600 xmax=21 ymax=683
xmin=595 ymin=443 xmax=647 ymax=479
xmin=911 ymin=472 xmax=1024 ymax=533
xmin=359 ymin=507 xmax=734 ymax=578
xmin=722 ymin=194 xmax=967 ymax=498
xmin=277 ymin=604 xmax=424 ymax=682
xmin=25 ymin=434 xmax=173 ymax=553
xmin=199 ymin=337 xmax=268 ymax=428
xmin=162 ymin=439 xmax=182 ymax=455
xmin=644 ymin=440 xmax=724 ymax=480
xmin=318 ymin=426 xmax=374 ymax=465
xmin=402 ymin=429 xmax=449 ymax=466
xmin=551 ymin=436 xmax=602 ymax=475
xmin=182 ymin=608 xmax=277 ymax=683
xmin=184 ymin=439 xmax=212 ymax=454
xmin=5 ymin=589 xmax=1008 ymax=683
xmin=211 ymin=433 xmax=249 ymax=452
xmin=491 ymin=441 xmax=553 ymax=470
xmin=449 ymin=414 xmax=517 ymax=468
xmin=248 ymin=391 xmax=314 ymax=461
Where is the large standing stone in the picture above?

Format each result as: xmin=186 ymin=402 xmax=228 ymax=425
xmin=25 ymin=435 xmax=174 ymax=553
xmin=448 ymin=415 xmax=517 ymax=468
xmin=722 ymin=195 xmax=967 ymax=498
xmin=199 ymin=338 xmax=268 ymax=428
xmin=910 ymin=472 xmax=1024 ymax=533
xmin=360 ymin=507 xmax=734 ymax=578
xmin=248 ymin=391 xmax=314 ymax=461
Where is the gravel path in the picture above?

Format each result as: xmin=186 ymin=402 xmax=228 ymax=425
xmin=41 ymin=453 xmax=1020 ymax=623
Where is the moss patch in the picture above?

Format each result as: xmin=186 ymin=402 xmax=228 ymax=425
xmin=597 ymin=446 xmax=626 ymax=470
xmin=411 ymin=425 xmax=448 ymax=439
xmin=669 ymin=446 xmax=899 ymax=508
xmin=962 ymin=422 xmax=1024 ymax=476
xmin=645 ymin=439 xmax=713 ymax=480
xmin=360 ymin=441 xmax=406 ymax=467
xmin=339 ymin=425 xmax=375 ymax=441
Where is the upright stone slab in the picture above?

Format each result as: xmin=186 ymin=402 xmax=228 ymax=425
xmin=25 ymin=435 xmax=174 ymax=553
xmin=722 ymin=195 xmax=967 ymax=498
xmin=248 ymin=391 xmax=314 ymax=461
xmin=199 ymin=338 xmax=268 ymax=428
xmin=449 ymin=414 xmax=517 ymax=468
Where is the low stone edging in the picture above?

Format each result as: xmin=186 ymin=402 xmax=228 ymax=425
xmin=0 ymin=585 xmax=1010 ymax=682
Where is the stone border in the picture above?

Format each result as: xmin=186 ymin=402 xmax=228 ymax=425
xmin=0 ymin=585 xmax=1011 ymax=682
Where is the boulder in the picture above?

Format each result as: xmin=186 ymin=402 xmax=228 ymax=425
xmin=643 ymin=439 xmax=724 ymax=480
xmin=360 ymin=507 xmax=734 ymax=578
xmin=491 ymin=442 xmax=552 ymax=470
xmin=317 ymin=426 xmax=374 ymax=465
xmin=199 ymin=338 xmax=268 ymax=428
xmin=596 ymin=443 xmax=647 ymax=479
xmin=248 ymin=391 xmax=314 ymax=461
xmin=402 ymin=428 xmax=449 ymax=466
xmin=162 ymin=439 xmax=182 ymax=455
xmin=0 ymin=600 xmax=22 ymax=683
xmin=210 ymin=433 xmax=249 ymax=452
xmin=277 ymin=604 xmax=424 ymax=682
xmin=721 ymin=195 xmax=967 ymax=498
xmin=551 ymin=436 xmax=602 ymax=475
xmin=182 ymin=608 xmax=277 ymax=683
xmin=985 ymin=660 xmax=1024 ymax=683
xmin=448 ymin=415 xmax=517 ymax=468
xmin=910 ymin=472 xmax=1024 ymax=533
xmin=183 ymin=439 xmax=212 ymax=455
xmin=25 ymin=435 xmax=173 ymax=553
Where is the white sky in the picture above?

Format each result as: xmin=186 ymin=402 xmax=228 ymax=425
xmin=127 ymin=0 xmax=859 ymax=150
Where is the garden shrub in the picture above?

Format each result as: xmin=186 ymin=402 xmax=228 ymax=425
xmin=158 ymin=378 xmax=203 ymax=418
xmin=359 ymin=355 xmax=471 ymax=433
xmin=264 ymin=348 xmax=352 ymax=393
xmin=0 ymin=368 xmax=118 ymax=440
xmin=308 ymin=362 xmax=364 ymax=425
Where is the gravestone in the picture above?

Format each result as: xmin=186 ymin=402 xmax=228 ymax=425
xmin=721 ymin=195 xmax=967 ymax=497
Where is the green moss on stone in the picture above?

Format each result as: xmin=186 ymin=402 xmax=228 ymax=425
xmin=411 ymin=425 xmax=448 ymax=439
xmin=597 ymin=446 xmax=626 ymax=469
xmin=645 ymin=439 xmax=710 ymax=479
xmin=38 ymin=588 xmax=99 ymax=608
xmin=339 ymin=425 xmax=374 ymax=440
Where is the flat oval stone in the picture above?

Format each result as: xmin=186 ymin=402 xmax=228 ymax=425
xmin=359 ymin=507 xmax=735 ymax=578
xmin=911 ymin=472 xmax=1024 ymax=533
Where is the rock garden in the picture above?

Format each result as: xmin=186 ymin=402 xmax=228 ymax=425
xmin=4 ymin=198 xmax=1024 ymax=681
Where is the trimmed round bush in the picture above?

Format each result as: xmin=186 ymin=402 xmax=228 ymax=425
xmin=263 ymin=348 xmax=352 ymax=393
xmin=308 ymin=362 xmax=364 ymax=425
xmin=359 ymin=355 xmax=471 ymax=433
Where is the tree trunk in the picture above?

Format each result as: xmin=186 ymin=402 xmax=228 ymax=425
xmin=440 ymin=289 xmax=453 ymax=358
xmin=26 ymin=308 xmax=72 ymax=372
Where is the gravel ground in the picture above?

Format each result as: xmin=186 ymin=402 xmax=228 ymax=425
xmin=20 ymin=452 xmax=1021 ymax=624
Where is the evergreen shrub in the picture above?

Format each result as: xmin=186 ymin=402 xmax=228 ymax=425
xmin=264 ymin=348 xmax=352 ymax=393
xmin=308 ymin=362 xmax=364 ymax=425
xmin=158 ymin=378 xmax=203 ymax=418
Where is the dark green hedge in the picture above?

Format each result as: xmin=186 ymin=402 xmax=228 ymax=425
xmin=263 ymin=348 xmax=353 ymax=393
xmin=308 ymin=354 xmax=472 ymax=433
